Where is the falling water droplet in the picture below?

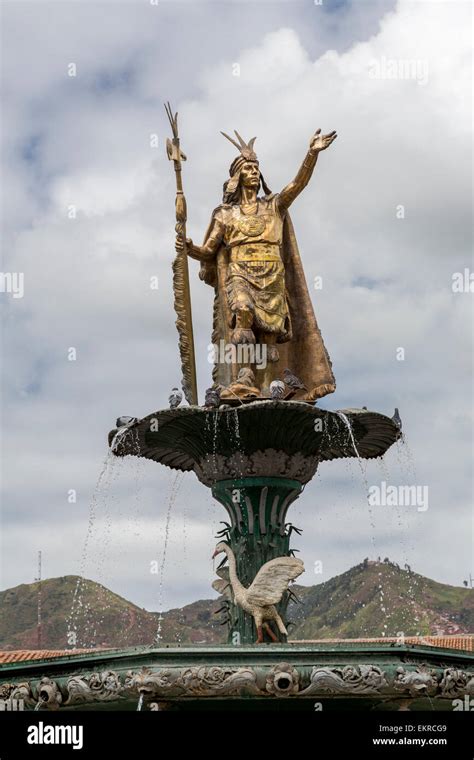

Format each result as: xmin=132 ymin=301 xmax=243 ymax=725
xmin=67 ymin=450 xmax=119 ymax=648
xmin=336 ymin=412 xmax=377 ymax=545
xmin=155 ymin=472 xmax=183 ymax=643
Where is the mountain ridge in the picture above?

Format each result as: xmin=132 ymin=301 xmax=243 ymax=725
xmin=1 ymin=560 xmax=472 ymax=650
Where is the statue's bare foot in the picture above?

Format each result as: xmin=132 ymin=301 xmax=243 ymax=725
xmin=231 ymin=327 xmax=256 ymax=345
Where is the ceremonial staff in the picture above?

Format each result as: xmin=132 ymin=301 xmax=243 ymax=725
xmin=164 ymin=102 xmax=198 ymax=405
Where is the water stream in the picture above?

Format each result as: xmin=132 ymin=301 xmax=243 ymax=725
xmin=67 ymin=450 xmax=119 ymax=648
xmin=177 ymin=488 xmax=190 ymax=645
xmin=395 ymin=434 xmax=418 ymax=481
xmin=336 ymin=412 xmax=377 ymax=545
xmin=154 ymin=472 xmax=184 ymax=644
xmin=335 ymin=412 xmax=390 ymax=634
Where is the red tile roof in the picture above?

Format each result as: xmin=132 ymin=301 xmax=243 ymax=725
xmin=291 ymin=636 xmax=473 ymax=651
xmin=0 ymin=636 xmax=472 ymax=664
xmin=0 ymin=649 xmax=110 ymax=664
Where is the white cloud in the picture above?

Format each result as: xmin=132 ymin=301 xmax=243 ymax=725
xmin=1 ymin=0 xmax=472 ymax=612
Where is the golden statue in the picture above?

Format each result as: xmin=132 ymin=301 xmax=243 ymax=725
xmin=173 ymin=121 xmax=337 ymax=402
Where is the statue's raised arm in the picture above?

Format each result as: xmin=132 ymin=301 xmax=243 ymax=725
xmin=277 ymin=129 xmax=337 ymax=212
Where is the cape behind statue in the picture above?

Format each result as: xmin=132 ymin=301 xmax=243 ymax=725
xmin=199 ymin=194 xmax=336 ymax=401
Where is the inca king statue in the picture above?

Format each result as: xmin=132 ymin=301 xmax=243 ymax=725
xmin=173 ymin=123 xmax=338 ymax=402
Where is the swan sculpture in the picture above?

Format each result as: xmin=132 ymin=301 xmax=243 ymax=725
xmin=212 ymin=542 xmax=304 ymax=643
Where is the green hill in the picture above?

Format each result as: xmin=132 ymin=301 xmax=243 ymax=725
xmin=287 ymin=559 xmax=474 ymax=639
xmin=0 ymin=575 xmax=224 ymax=650
xmin=0 ymin=560 xmax=472 ymax=650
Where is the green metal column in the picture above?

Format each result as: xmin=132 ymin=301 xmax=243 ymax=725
xmin=212 ymin=477 xmax=302 ymax=644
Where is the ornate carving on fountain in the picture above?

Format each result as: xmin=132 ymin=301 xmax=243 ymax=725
xmin=34 ymin=677 xmax=63 ymax=710
xmin=195 ymin=448 xmax=319 ymax=486
xmin=300 ymin=665 xmax=388 ymax=695
xmin=439 ymin=667 xmax=474 ymax=698
xmin=64 ymin=670 xmax=124 ymax=705
xmin=132 ymin=665 xmax=261 ymax=697
xmin=393 ymin=666 xmax=438 ymax=697
xmin=0 ymin=681 xmax=36 ymax=709
xmin=265 ymin=663 xmax=300 ymax=696
xmin=211 ymin=476 xmax=302 ymax=536
xmin=2 ymin=663 xmax=473 ymax=706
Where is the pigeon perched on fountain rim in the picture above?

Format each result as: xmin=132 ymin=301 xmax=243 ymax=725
xmin=204 ymin=386 xmax=221 ymax=408
xmin=270 ymin=380 xmax=286 ymax=400
xmin=168 ymin=387 xmax=183 ymax=409
xmin=283 ymin=368 xmax=307 ymax=391
xmin=116 ymin=416 xmax=138 ymax=428
xmin=392 ymin=407 xmax=402 ymax=430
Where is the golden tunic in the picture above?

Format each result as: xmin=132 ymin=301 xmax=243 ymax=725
xmin=213 ymin=195 xmax=290 ymax=337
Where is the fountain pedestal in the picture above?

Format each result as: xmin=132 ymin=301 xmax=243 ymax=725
xmin=110 ymin=400 xmax=401 ymax=644
xmin=212 ymin=476 xmax=302 ymax=643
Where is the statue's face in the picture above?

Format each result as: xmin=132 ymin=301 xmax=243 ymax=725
xmin=240 ymin=161 xmax=260 ymax=189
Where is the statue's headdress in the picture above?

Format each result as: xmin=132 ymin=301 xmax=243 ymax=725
xmin=221 ymin=129 xmax=258 ymax=161
xmin=221 ymin=130 xmax=271 ymax=200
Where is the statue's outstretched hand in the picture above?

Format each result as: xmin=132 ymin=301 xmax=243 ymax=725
xmin=310 ymin=129 xmax=337 ymax=153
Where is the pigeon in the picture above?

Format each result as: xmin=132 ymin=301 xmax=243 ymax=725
xmin=116 ymin=416 xmax=138 ymax=428
xmin=270 ymin=380 xmax=286 ymax=400
xmin=109 ymin=416 xmax=138 ymax=451
xmin=205 ymin=386 xmax=221 ymax=408
xmin=392 ymin=407 xmax=402 ymax=430
xmin=237 ymin=367 xmax=256 ymax=386
xmin=168 ymin=387 xmax=183 ymax=409
xmin=283 ymin=368 xmax=307 ymax=391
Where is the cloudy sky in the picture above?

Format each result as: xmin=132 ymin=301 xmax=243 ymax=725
xmin=1 ymin=0 xmax=472 ymax=628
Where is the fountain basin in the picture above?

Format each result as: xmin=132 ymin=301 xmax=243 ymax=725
xmin=108 ymin=401 xmax=401 ymax=486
